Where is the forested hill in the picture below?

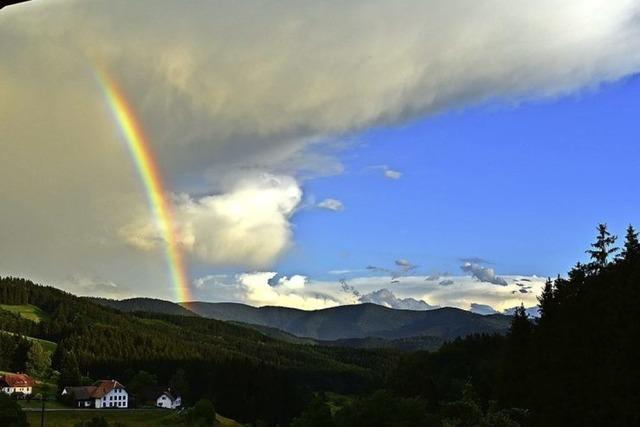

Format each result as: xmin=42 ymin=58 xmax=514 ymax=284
xmin=0 ymin=276 xmax=393 ymax=425
xmin=84 ymin=297 xmax=483 ymax=352
xmin=87 ymin=296 xmax=199 ymax=317
xmin=182 ymin=301 xmax=512 ymax=341
xmin=90 ymin=297 xmax=511 ymax=342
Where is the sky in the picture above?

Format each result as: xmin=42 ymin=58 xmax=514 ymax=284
xmin=1 ymin=0 xmax=639 ymax=313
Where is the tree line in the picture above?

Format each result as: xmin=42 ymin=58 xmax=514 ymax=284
xmin=288 ymin=224 xmax=640 ymax=426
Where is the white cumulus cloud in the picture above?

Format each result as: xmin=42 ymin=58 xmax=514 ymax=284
xmin=384 ymin=169 xmax=402 ymax=180
xmin=193 ymin=272 xmax=547 ymax=312
xmin=317 ymin=198 xmax=344 ymax=211
xmin=120 ymin=174 xmax=302 ymax=267
xmin=237 ymin=272 xmax=340 ymax=310
xmin=460 ymin=262 xmax=509 ymax=286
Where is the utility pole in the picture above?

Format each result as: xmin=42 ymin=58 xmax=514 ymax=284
xmin=40 ymin=392 xmax=46 ymax=427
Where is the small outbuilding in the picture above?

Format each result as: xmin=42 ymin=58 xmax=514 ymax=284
xmin=156 ymin=390 xmax=182 ymax=409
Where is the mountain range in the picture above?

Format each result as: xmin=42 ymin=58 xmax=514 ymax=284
xmin=88 ymin=297 xmax=512 ymax=347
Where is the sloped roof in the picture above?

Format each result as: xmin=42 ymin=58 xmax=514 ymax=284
xmin=90 ymin=380 xmax=126 ymax=398
xmin=62 ymin=380 xmax=126 ymax=400
xmin=139 ymin=386 xmax=180 ymax=402
xmin=63 ymin=386 xmax=96 ymax=400
xmin=0 ymin=373 xmax=34 ymax=387
xmin=160 ymin=391 xmax=177 ymax=401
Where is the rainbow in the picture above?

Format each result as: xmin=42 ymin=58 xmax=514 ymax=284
xmin=94 ymin=67 xmax=192 ymax=303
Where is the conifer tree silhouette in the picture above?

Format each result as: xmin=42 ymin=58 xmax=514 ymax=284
xmin=620 ymin=224 xmax=640 ymax=260
xmin=586 ymin=223 xmax=618 ymax=272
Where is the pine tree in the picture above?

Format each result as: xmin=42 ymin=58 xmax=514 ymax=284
xmin=129 ymin=370 xmax=157 ymax=402
xmin=26 ymin=341 xmax=51 ymax=378
xmin=568 ymin=263 xmax=586 ymax=282
xmin=538 ymin=278 xmax=555 ymax=319
xmin=11 ymin=336 xmax=31 ymax=373
xmin=169 ymin=369 xmax=189 ymax=403
xmin=619 ymin=224 xmax=640 ymax=261
xmin=502 ymin=304 xmax=533 ymax=408
xmin=586 ymin=223 xmax=618 ymax=272
xmin=58 ymin=351 xmax=81 ymax=391
xmin=509 ymin=304 xmax=533 ymax=340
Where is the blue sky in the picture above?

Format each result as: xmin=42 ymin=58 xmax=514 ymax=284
xmin=284 ymin=75 xmax=640 ymax=281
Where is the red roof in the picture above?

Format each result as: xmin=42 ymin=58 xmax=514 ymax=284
xmin=0 ymin=373 xmax=34 ymax=387
xmin=90 ymin=380 xmax=126 ymax=398
xmin=62 ymin=380 xmax=127 ymax=400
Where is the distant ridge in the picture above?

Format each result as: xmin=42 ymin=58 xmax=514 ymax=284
xmin=89 ymin=297 xmax=511 ymax=344
xmin=181 ymin=301 xmax=512 ymax=341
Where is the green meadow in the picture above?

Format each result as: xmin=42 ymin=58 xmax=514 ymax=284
xmin=25 ymin=409 xmax=242 ymax=427
xmin=0 ymin=303 xmax=50 ymax=323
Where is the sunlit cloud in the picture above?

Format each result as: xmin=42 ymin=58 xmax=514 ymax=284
xmin=194 ymin=272 xmax=547 ymax=311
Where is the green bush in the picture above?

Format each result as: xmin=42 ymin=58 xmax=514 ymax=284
xmin=0 ymin=393 xmax=28 ymax=427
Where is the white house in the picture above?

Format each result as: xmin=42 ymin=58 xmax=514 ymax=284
xmin=0 ymin=373 xmax=34 ymax=396
xmin=62 ymin=379 xmax=128 ymax=409
xmin=156 ymin=390 xmax=182 ymax=409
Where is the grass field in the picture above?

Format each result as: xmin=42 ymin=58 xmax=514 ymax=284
xmin=25 ymin=409 xmax=243 ymax=426
xmin=19 ymin=398 xmax=68 ymax=410
xmin=0 ymin=303 xmax=50 ymax=323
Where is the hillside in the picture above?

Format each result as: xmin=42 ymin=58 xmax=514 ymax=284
xmin=320 ymin=335 xmax=445 ymax=352
xmin=87 ymin=297 xmax=198 ymax=317
xmin=182 ymin=301 xmax=512 ymax=341
xmin=233 ymin=322 xmax=318 ymax=345
xmin=0 ymin=276 xmax=392 ymax=425
xmin=88 ymin=297 xmax=512 ymax=349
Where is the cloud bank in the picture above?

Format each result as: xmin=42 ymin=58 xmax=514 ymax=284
xmin=469 ymin=303 xmax=499 ymax=315
xmin=195 ymin=272 xmax=547 ymax=311
xmin=358 ymin=288 xmax=435 ymax=311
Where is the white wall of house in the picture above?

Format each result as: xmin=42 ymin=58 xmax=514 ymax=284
xmin=156 ymin=394 xmax=172 ymax=409
xmin=1 ymin=386 xmax=32 ymax=395
xmin=95 ymin=388 xmax=128 ymax=408
xmin=156 ymin=393 xmax=181 ymax=409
